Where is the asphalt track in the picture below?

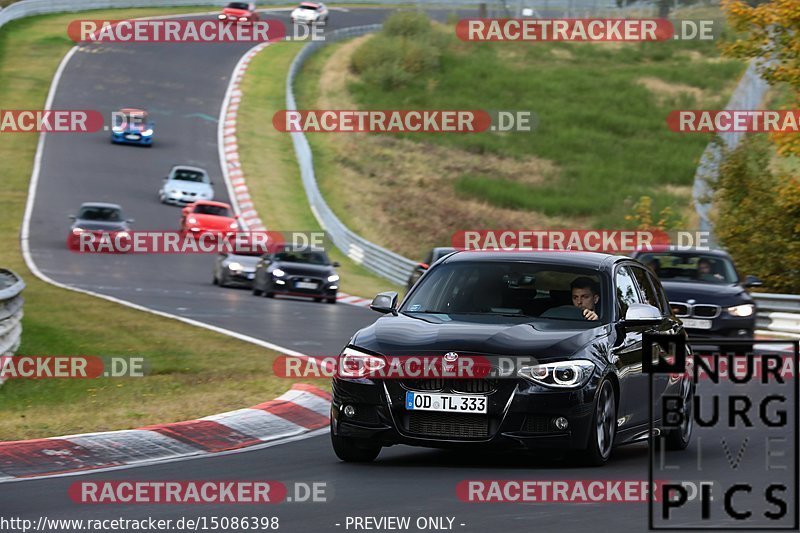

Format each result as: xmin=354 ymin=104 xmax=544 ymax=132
xmin=6 ymin=6 xmax=799 ymax=533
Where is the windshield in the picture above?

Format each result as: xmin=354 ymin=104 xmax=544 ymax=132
xmin=638 ymin=252 xmax=738 ymax=284
xmin=274 ymin=249 xmax=330 ymax=265
xmin=193 ymin=204 xmax=231 ymax=217
xmin=401 ymin=261 xmax=608 ymax=324
xmin=227 ymin=2 xmax=250 ymax=10
xmin=78 ymin=206 xmax=122 ymax=222
xmin=173 ymin=169 xmax=208 ymax=183
xmin=299 ymin=4 xmax=319 ymax=10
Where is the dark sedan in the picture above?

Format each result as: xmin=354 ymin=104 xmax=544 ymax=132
xmin=330 ymin=251 xmax=694 ymax=465
xmin=631 ymin=249 xmax=762 ymax=348
xmin=252 ymin=246 xmax=340 ymax=303
xmin=67 ymin=202 xmax=133 ymax=251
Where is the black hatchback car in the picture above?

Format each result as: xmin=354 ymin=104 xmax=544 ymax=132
xmin=631 ymin=249 xmax=762 ymax=347
xmin=252 ymin=245 xmax=340 ymax=303
xmin=330 ymin=251 xmax=694 ymax=465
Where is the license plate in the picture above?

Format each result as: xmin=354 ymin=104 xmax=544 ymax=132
xmin=405 ymin=392 xmax=487 ymax=414
xmin=124 ymin=134 xmax=140 ymax=140
xmin=295 ymin=281 xmax=318 ymax=290
xmin=682 ymin=318 xmax=712 ymax=330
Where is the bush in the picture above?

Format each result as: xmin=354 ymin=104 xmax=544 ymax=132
xmin=712 ymin=135 xmax=800 ymax=293
xmin=349 ymin=12 xmax=442 ymax=89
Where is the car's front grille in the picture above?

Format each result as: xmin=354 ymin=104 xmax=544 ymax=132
xmin=522 ymin=415 xmax=553 ymax=433
xmin=408 ymin=412 xmax=488 ymax=438
xmin=692 ymin=304 xmax=721 ymax=318
xmin=671 ymin=303 xmax=690 ymax=317
xmin=403 ymin=379 xmax=498 ymax=394
xmin=182 ymin=191 xmax=197 ymax=196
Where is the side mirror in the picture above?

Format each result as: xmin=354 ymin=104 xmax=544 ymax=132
xmin=332 ymin=261 xmax=340 ymax=268
xmin=623 ymin=303 xmax=662 ymax=327
xmin=370 ymin=291 xmax=398 ymax=315
xmin=743 ymin=275 xmax=763 ymax=288
xmin=162 ymin=176 xmax=168 ymax=180
xmin=68 ymin=215 xmax=76 ymax=221
xmin=182 ymin=207 xmax=191 ymax=215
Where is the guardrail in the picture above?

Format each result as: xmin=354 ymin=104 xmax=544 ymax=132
xmin=753 ymin=293 xmax=800 ymax=339
xmin=0 ymin=270 xmax=25 ymax=387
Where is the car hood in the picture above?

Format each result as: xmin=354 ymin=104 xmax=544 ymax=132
xmin=293 ymin=8 xmax=318 ymax=17
xmin=227 ymin=255 xmax=260 ymax=268
xmin=189 ymin=214 xmax=236 ymax=230
xmin=660 ymin=280 xmax=752 ymax=306
xmin=223 ymin=7 xmax=251 ymax=15
xmin=166 ymin=180 xmax=211 ymax=193
xmin=352 ymin=313 xmax=611 ymax=361
xmin=272 ymin=262 xmax=334 ymax=277
xmin=73 ymin=220 xmax=128 ymax=231
xmin=121 ymin=122 xmax=153 ymax=133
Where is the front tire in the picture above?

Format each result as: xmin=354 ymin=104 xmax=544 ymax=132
xmin=252 ymin=284 xmax=263 ymax=296
xmin=331 ymin=430 xmax=380 ymax=463
xmin=664 ymin=378 xmax=694 ymax=451
xmin=580 ymin=379 xmax=617 ymax=466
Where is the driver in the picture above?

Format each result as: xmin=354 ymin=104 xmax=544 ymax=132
xmin=571 ymin=277 xmax=600 ymax=321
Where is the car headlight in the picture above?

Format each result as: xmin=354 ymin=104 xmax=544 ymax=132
xmin=327 ymin=274 xmax=339 ymax=283
xmin=727 ymin=304 xmax=755 ymax=317
xmin=169 ymin=189 xmax=180 ymax=194
xmin=141 ymin=129 xmax=153 ymax=136
xmin=111 ymin=126 xmax=124 ymax=133
xmin=229 ymin=221 xmax=238 ymax=229
xmin=227 ymin=262 xmax=243 ymax=272
xmin=218 ymin=14 xmax=226 ymax=20
xmin=272 ymin=268 xmax=285 ymax=277
xmin=116 ymin=231 xmax=130 ymax=239
xmin=187 ymin=217 xmax=197 ymax=224
xmin=239 ymin=16 xmax=248 ymax=22
xmin=72 ymin=228 xmax=85 ymax=235
xmin=339 ymin=346 xmax=385 ymax=379
xmin=518 ymin=359 xmax=595 ymax=389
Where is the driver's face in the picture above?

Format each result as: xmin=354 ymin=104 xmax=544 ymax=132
xmin=572 ymin=288 xmax=598 ymax=310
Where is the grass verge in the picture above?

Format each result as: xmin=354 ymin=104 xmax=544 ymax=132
xmin=0 ymin=9 xmax=319 ymax=441
xmin=235 ymin=41 xmax=404 ymax=297
xmin=292 ymin=11 xmax=747 ymax=259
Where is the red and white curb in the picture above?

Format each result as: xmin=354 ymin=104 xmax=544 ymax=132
xmin=0 ymin=384 xmax=330 ymax=482
xmin=218 ymin=44 xmax=372 ymax=309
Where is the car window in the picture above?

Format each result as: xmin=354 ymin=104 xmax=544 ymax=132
xmin=228 ymin=2 xmax=250 ymax=9
xmin=636 ymin=252 xmax=738 ymax=284
xmin=648 ymin=270 xmax=671 ymax=315
xmin=173 ymin=170 xmax=208 ymax=183
xmin=78 ymin=206 xmax=122 ymax=221
xmin=614 ymin=266 xmax=642 ymax=318
xmin=630 ymin=266 xmax=664 ymax=314
xmin=274 ymin=249 xmax=330 ymax=265
xmin=401 ymin=261 xmax=608 ymax=325
xmin=193 ymin=204 xmax=231 ymax=217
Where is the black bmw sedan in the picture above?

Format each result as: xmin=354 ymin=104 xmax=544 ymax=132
xmin=252 ymin=245 xmax=340 ymax=303
xmin=330 ymin=251 xmax=694 ymax=466
xmin=631 ymin=249 xmax=762 ymax=348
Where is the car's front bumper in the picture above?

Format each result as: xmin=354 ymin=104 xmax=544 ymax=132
xmin=330 ymin=377 xmax=598 ymax=451
xmin=163 ymin=192 xmax=212 ymax=206
xmin=224 ymin=269 xmax=256 ymax=286
xmin=111 ymin=132 xmax=152 ymax=145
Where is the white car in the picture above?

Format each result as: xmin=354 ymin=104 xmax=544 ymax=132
xmin=159 ymin=165 xmax=214 ymax=206
xmin=291 ymin=2 xmax=329 ymax=24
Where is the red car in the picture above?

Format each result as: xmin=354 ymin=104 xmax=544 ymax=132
xmin=180 ymin=201 xmax=239 ymax=238
xmin=218 ymin=2 xmax=259 ymax=23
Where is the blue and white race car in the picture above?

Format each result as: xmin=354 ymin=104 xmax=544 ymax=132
xmin=111 ymin=108 xmax=154 ymax=146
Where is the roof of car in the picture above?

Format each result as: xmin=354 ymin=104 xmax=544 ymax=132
xmin=79 ymin=202 xmax=122 ymax=210
xmin=442 ymin=250 xmax=627 ymax=269
xmin=632 ymin=248 xmax=731 ymax=258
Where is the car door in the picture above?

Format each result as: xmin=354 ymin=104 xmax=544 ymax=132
xmin=612 ymin=264 xmax=651 ymax=429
